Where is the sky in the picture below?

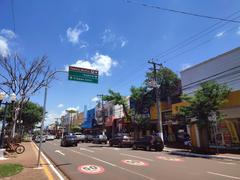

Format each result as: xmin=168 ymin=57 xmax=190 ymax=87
xmin=0 ymin=0 xmax=240 ymax=125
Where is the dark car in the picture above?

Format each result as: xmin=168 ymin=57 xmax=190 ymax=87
xmin=132 ymin=135 xmax=164 ymax=151
xmin=60 ymin=134 xmax=78 ymax=147
xmin=92 ymin=135 xmax=108 ymax=144
xmin=85 ymin=134 xmax=93 ymax=143
xmin=109 ymin=133 xmax=133 ymax=147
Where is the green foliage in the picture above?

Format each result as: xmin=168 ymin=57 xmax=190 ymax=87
xmin=71 ymin=125 xmax=81 ymax=133
xmin=130 ymin=86 xmax=154 ymax=125
xmin=21 ymin=101 xmax=43 ymax=131
xmin=180 ymin=81 xmax=231 ymax=126
xmin=0 ymin=164 xmax=23 ymax=178
xmin=146 ymin=67 xmax=181 ymax=99
xmin=103 ymin=90 xmax=130 ymax=121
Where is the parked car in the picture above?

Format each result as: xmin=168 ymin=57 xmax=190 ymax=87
xmin=75 ymin=132 xmax=86 ymax=143
xmin=60 ymin=134 xmax=78 ymax=147
xmin=46 ymin=135 xmax=55 ymax=141
xmin=85 ymin=134 xmax=93 ymax=143
xmin=109 ymin=133 xmax=133 ymax=147
xmin=34 ymin=135 xmax=46 ymax=143
xmin=92 ymin=134 xmax=108 ymax=144
xmin=132 ymin=135 xmax=164 ymax=151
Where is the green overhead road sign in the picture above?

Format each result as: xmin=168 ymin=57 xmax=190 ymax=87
xmin=68 ymin=66 xmax=99 ymax=84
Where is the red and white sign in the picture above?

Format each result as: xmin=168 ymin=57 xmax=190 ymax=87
xmin=157 ymin=156 xmax=183 ymax=162
xmin=78 ymin=165 xmax=105 ymax=174
xmin=122 ymin=159 xmax=149 ymax=166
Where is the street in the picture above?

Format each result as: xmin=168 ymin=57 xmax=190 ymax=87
xmin=40 ymin=140 xmax=240 ymax=180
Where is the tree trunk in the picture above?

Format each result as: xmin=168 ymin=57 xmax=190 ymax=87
xmin=198 ymin=125 xmax=210 ymax=153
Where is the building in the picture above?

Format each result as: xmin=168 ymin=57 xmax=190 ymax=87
xmin=179 ymin=47 xmax=240 ymax=149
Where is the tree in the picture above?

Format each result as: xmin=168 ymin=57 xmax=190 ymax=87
xmin=103 ymin=90 xmax=131 ymax=122
xmin=0 ymin=101 xmax=43 ymax=134
xmin=0 ymin=55 xmax=53 ymax=136
xmin=180 ymin=81 xmax=231 ymax=152
xmin=21 ymin=101 xmax=43 ymax=133
xmin=146 ymin=66 xmax=181 ymax=101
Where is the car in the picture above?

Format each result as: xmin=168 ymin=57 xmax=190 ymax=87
xmin=74 ymin=132 xmax=86 ymax=143
xmin=132 ymin=135 xmax=164 ymax=151
xmin=34 ymin=135 xmax=46 ymax=143
xmin=60 ymin=134 xmax=78 ymax=147
xmin=109 ymin=133 xmax=133 ymax=147
xmin=46 ymin=135 xmax=55 ymax=141
xmin=85 ymin=134 xmax=93 ymax=143
xmin=92 ymin=134 xmax=108 ymax=144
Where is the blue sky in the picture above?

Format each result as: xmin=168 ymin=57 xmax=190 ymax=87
xmin=0 ymin=0 xmax=240 ymax=125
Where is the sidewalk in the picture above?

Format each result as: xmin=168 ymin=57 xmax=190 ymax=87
xmin=163 ymin=147 xmax=240 ymax=161
xmin=0 ymin=142 xmax=59 ymax=180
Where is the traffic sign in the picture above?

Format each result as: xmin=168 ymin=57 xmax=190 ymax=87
xmin=68 ymin=66 xmax=99 ymax=84
xmin=78 ymin=165 xmax=105 ymax=174
xmin=122 ymin=159 xmax=149 ymax=166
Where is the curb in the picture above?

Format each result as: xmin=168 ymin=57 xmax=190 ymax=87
xmin=167 ymin=150 xmax=240 ymax=161
xmin=32 ymin=142 xmax=68 ymax=180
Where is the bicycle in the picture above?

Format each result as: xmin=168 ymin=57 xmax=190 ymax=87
xmin=4 ymin=137 xmax=25 ymax=154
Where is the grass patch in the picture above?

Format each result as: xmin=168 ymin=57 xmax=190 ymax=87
xmin=0 ymin=163 xmax=23 ymax=177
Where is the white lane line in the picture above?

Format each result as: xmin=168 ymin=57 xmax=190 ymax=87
xmin=33 ymin=142 xmax=65 ymax=180
xmin=120 ymin=153 xmax=154 ymax=162
xmin=207 ymin=172 xmax=240 ymax=179
xmin=92 ymin=148 xmax=103 ymax=151
xmin=218 ymin=162 xmax=237 ymax=165
xmin=69 ymin=149 xmax=155 ymax=180
xmin=80 ymin=147 xmax=94 ymax=153
xmin=103 ymin=147 xmax=120 ymax=150
xmin=55 ymin=150 xmax=65 ymax=156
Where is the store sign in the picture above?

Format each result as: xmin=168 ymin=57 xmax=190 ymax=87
xmin=68 ymin=66 xmax=98 ymax=84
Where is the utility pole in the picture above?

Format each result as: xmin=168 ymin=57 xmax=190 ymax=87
xmin=148 ymin=60 xmax=164 ymax=144
xmin=97 ymin=94 xmax=105 ymax=134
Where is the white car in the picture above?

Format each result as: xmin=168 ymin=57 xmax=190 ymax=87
xmin=34 ymin=135 xmax=46 ymax=143
xmin=46 ymin=135 xmax=55 ymax=141
xmin=75 ymin=132 xmax=86 ymax=143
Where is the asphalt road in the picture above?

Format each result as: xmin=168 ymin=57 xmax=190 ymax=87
xmin=39 ymin=140 xmax=240 ymax=180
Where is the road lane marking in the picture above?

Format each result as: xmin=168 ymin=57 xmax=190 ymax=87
xmin=91 ymin=148 xmax=103 ymax=151
xmin=218 ymin=161 xmax=237 ymax=165
xmin=55 ymin=150 xmax=65 ymax=156
xmin=32 ymin=142 xmax=64 ymax=180
xmin=80 ymin=148 xmax=94 ymax=153
xmin=122 ymin=159 xmax=149 ymax=166
xmin=120 ymin=153 xmax=154 ymax=162
xmin=102 ymin=147 xmax=120 ymax=150
xmin=207 ymin=172 xmax=240 ymax=179
xmin=78 ymin=165 xmax=105 ymax=174
xmin=68 ymin=149 xmax=155 ymax=180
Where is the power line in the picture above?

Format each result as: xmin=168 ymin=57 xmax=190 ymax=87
xmin=11 ymin=0 xmax=16 ymax=33
xmin=123 ymin=0 xmax=240 ymax=23
xmin=154 ymin=11 xmax=240 ymax=60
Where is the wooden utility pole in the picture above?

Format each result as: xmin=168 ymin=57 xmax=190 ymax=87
xmin=148 ymin=60 xmax=164 ymax=143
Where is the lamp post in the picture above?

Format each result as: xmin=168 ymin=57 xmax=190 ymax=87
xmin=0 ymin=92 xmax=17 ymax=159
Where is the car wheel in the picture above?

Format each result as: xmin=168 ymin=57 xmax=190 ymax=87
xmin=119 ymin=143 xmax=123 ymax=148
xmin=145 ymin=145 xmax=151 ymax=151
xmin=109 ymin=142 xmax=113 ymax=147
xmin=132 ymin=144 xmax=137 ymax=150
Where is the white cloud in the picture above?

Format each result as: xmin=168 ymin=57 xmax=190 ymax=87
xmin=66 ymin=21 xmax=89 ymax=45
xmin=45 ymin=112 xmax=59 ymax=126
xmin=0 ymin=36 xmax=9 ymax=57
xmin=101 ymin=29 xmax=127 ymax=48
xmin=91 ymin=96 xmax=99 ymax=102
xmin=215 ymin=31 xmax=225 ymax=38
xmin=0 ymin=29 xmax=16 ymax=39
xmin=181 ymin=63 xmax=192 ymax=71
xmin=65 ymin=53 xmax=118 ymax=76
xmin=57 ymin=104 xmax=64 ymax=108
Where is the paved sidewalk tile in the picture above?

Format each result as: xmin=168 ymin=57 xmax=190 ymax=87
xmin=0 ymin=142 xmax=55 ymax=180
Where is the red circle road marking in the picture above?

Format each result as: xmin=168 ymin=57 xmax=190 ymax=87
xmin=122 ymin=159 xmax=149 ymax=166
xmin=78 ymin=165 xmax=105 ymax=174
xmin=157 ymin=156 xmax=183 ymax=162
